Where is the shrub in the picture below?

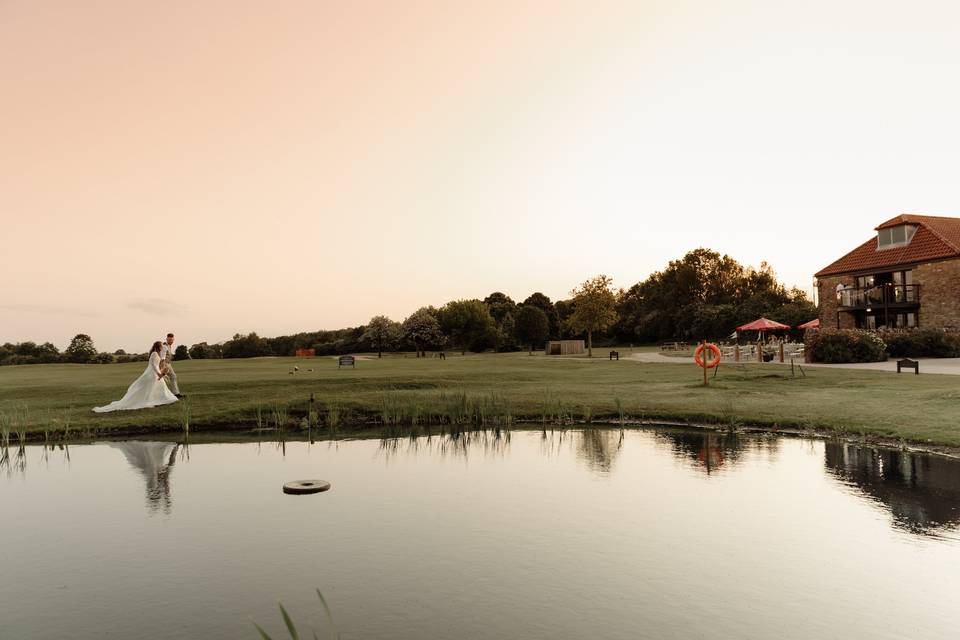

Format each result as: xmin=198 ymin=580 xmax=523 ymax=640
xmin=880 ymin=329 xmax=960 ymax=358
xmin=806 ymin=329 xmax=887 ymax=363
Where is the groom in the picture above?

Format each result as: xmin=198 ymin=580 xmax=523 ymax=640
xmin=158 ymin=333 xmax=183 ymax=398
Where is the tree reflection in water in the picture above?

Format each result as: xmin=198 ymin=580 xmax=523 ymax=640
xmin=109 ymin=441 xmax=186 ymax=514
xmin=824 ymin=442 xmax=960 ymax=536
xmin=574 ymin=428 xmax=625 ymax=474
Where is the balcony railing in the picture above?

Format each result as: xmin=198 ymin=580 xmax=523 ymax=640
xmin=837 ymin=284 xmax=921 ymax=309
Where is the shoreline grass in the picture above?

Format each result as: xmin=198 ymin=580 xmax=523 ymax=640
xmin=1 ymin=351 xmax=959 ymax=448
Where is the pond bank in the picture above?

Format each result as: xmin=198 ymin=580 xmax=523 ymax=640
xmin=4 ymin=354 xmax=960 ymax=452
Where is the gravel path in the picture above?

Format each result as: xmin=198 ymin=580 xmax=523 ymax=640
xmin=629 ymin=351 xmax=960 ymax=375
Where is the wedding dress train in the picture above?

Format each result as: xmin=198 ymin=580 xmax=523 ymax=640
xmin=93 ymin=352 xmax=178 ymax=413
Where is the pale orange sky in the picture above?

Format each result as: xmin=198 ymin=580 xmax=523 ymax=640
xmin=3 ymin=1 xmax=960 ymax=351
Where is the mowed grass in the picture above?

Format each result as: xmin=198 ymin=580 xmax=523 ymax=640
xmin=1 ymin=351 xmax=959 ymax=446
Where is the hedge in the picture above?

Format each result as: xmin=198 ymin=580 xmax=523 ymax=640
xmin=805 ymin=329 xmax=887 ymax=363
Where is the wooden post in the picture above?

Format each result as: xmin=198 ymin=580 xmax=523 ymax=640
xmin=735 ymin=344 xmax=740 ymax=362
xmin=779 ymin=341 xmax=784 ymax=363
xmin=757 ymin=340 xmax=763 ymax=363
xmin=702 ymin=340 xmax=708 ymax=387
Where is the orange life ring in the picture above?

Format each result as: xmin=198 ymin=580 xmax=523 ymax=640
xmin=694 ymin=343 xmax=722 ymax=369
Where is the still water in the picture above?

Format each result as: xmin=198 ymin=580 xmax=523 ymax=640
xmin=2 ymin=428 xmax=959 ymax=640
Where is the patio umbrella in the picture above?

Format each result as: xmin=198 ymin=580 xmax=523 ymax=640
xmin=735 ymin=317 xmax=791 ymax=345
xmin=736 ymin=317 xmax=791 ymax=332
xmin=797 ymin=318 xmax=820 ymax=330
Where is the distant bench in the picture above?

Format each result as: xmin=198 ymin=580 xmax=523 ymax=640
xmin=338 ymin=355 xmax=355 ymax=368
xmin=609 ymin=351 xmax=619 ymax=361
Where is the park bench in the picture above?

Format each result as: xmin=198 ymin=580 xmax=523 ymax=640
xmin=338 ymin=355 xmax=356 ymax=368
xmin=897 ymin=358 xmax=919 ymax=375
xmin=609 ymin=351 xmax=619 ymax=361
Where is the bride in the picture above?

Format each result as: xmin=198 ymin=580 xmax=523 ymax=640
xmin=93 ymin=341 xmax=179 ymax=413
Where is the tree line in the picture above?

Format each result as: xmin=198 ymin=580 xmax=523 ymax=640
xmin=2 ymin=249 xmax=815 ymax=365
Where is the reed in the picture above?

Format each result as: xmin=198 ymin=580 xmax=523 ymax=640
xmin=614 ymin=396 xmax=626 ymax=428
xmin=60 ymin=409 xmax=74 ymax=439
xmin=271 ymin=403 xmax=290 ymax=430
xmin=254 ymin=403 xmax=265 ymax=430
xmin=13 ymin=404 xmax=29 ymax=446
xmin=443 ymin=389 xmax=470 ymax=425
xmin=179 ymin=397 xmax=192 ymax=434
xmin=1 ymin=410 xmax=11 ymax=449
xmin=540 ymin=389 xmax=555 ymax=425
xmin=253 ymin=589 xmax=339 ymax=640
xmin=307 ymin=399 xmax=319 ymax=430
xmin=325 ymin=400 xmax=341 ymax=433
xmin=581 ymin=404 xmax=593 ymax=425
xmin=379 ymin=392 xmax=409 ymax=426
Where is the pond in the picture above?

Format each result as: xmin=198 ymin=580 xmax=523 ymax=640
xmin=3 ymin=428 xmax=959 ymax=639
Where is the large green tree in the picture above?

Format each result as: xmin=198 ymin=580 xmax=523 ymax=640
xmin=483 ymin=292 xmax=520 ymax=351
xmin=439 ymin=299 xmax=497 ymax=354
xmin=483 ymin=292 xmax=516 ymax=323
xmin=362 ymin=315 xmax=403 ymax=358
xmin=65 ymin=334 xmax=97 ymax=363
xmin=614 ymin=248 xmax=815 ymax=342
xmin=402 ymin=307 xmax=446 ymax=357
xmin=522 ymin=292 xmax=561 ymax=339
xmin=222 ymin=333 xmax=273 ymax=358
xmin=565 ymin=275 xmax=619 ymax=357
xmin=514 ymin=305 xmax=550 ymax=354
xmin=188 ymin=342 xmax=217 ymax=359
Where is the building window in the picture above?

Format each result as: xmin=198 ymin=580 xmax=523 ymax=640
xmin=877 ymin=224 xmax=917 ymax=248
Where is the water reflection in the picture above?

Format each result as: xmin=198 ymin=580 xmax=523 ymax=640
xmin=377 ymin=429 xmax=512 ymax=461
xmin=575 ymin=428 xmax=624 ymax=473
xmin=657 ymin=430 xmax=737 ymax=474
xmin=824 ymin=442 xmax=960 ymax=535
xmin=0 ymin=442 xmax=32 ymax=475
xmin=109 ymin=441 xmax=187 ymax=514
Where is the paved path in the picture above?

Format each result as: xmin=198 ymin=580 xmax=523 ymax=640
xmin=629 ymin=351 xmax=960 ymax=376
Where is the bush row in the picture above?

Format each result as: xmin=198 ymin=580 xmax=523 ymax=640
xmin=880 ymin=329 xmax=960 ymax=358
xmin=804 ymin=329 xmax=887 ymax=363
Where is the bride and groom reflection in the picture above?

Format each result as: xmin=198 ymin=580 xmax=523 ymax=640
xmin=110 ymin=441 xmax=186 ymax=514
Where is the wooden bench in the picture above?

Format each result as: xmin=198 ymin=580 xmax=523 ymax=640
xmin=897 ymin=358 xmax=919 ymax=375
xmin=338 ymin=355 xmax=355 ymax=368
xmin=609 ymin=350 xmax=619 ymax=361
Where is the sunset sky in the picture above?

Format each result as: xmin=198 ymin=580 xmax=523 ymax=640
xmin=4 ymin=1 xmax=960 ymax=351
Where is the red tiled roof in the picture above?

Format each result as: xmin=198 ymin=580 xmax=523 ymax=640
xmin=815 ymin=214 xmax=960 ymax=277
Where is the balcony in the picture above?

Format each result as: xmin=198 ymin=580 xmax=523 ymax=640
xmin=837 ymin=284 xmax=921 ymax=310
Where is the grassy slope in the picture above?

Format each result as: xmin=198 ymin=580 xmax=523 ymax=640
xmin=1 ymin=351 xmax=958 ymax=445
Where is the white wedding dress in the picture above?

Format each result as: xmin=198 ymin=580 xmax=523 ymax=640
xmin=93 ymin=352 xmax=178 ymax=413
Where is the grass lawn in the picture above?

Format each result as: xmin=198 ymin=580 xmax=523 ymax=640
xmin=1 ymin=351 xmax=959 ymax=446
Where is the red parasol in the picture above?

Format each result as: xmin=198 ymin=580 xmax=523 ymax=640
xmin=797 ymin=318 xmax=820 ymax=330
xmin=736 ymin=317 xmax=791 ymax=332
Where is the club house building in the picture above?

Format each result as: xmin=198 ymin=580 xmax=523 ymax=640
xmin=815 ymin=214 xmax=960 ymax=330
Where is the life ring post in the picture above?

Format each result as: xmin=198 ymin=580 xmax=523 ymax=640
xmin=694 ymin=341 xmax=722 ymax=386
xmin=702 ymin=340 xmax=708 ymax=386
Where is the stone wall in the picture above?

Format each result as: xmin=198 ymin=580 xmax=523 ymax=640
xmin=816 ymin=274 xmax=856 ymax=330
xmin=816 ymin=258 xmax=960 ymax=330
xmin=914 ymin=259 xmax=960 ymax=329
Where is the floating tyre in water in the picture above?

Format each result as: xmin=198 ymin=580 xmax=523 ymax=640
xmin=283 ymin=480 xmax=331 ymax=495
